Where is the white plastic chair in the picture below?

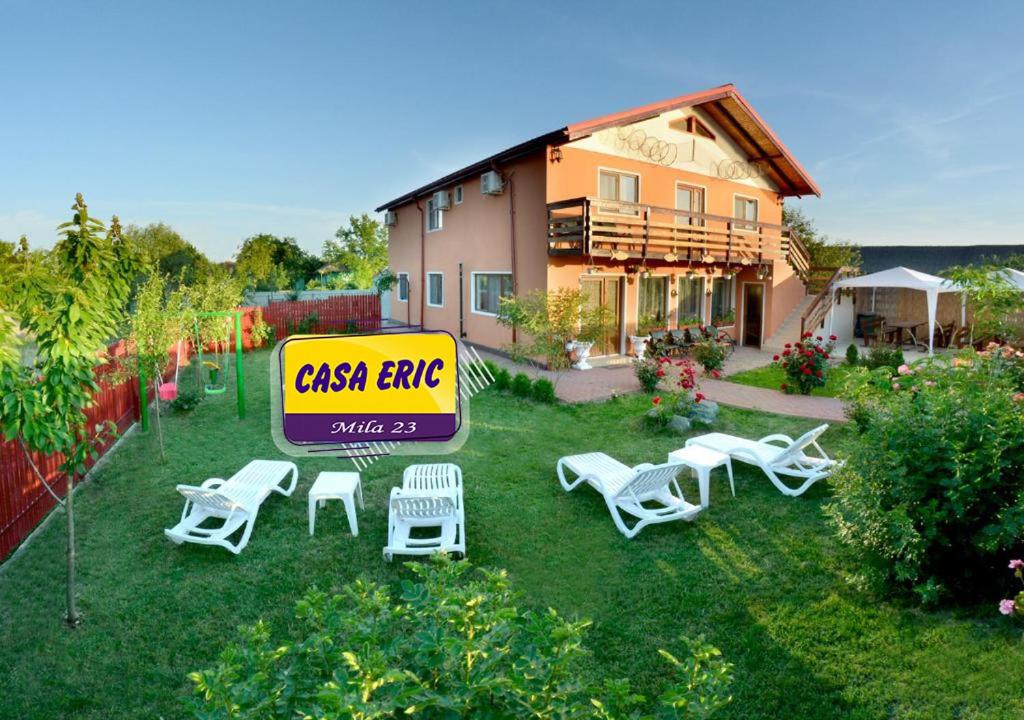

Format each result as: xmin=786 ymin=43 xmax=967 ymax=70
xmin=384 ymin=463 xmax=465 ymax=560
xmin=685 ymin=424 xmax=836 ymax=497
xmin=556 ymin=452 xmax=702 ymax=538
xmin=164 ymin=460 xmax=298 ymax=554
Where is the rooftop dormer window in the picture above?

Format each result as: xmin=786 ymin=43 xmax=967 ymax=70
xmin=671 ymin=115 xmax=716 ymax=141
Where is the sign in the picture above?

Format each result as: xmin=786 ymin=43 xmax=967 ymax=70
xmin=278 ymin=331 xmax=461 ymax=446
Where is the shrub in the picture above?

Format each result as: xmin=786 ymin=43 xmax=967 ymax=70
xmin=643 ymin=359 xmax=704 ymax=429
xmin=827 ymin=349 xmax=1024 ymax=603
xmin=532 ymin=377 xmax=556 ymax=403
xmin=511 ymin=372 xmax=532 ymax=397
xmin=845 ymin=343 xmax=859 ymax=366
xmin=188 ymin=560 xmax=733 ymax=719
xmin=774 ymin=332 xmax=836 ymax=395
xmin=864 ymin=344 xmax=904 ymax=371
xmin=493 ymin=367 xmax=511 ymax=391
xmin=998 ymin=559 xmax=1024 ymax=621
xmin=249 ymin=313 xmax=274 ymax=347
xmin=691 ymin=332 xmax=729 ymax=375
xmin=633 ymin=354 xmax=664 ymax=393
xmin=482 ymin=359 xmax=500 ymax=381
xmin=169 ymin=388 xmax=202 ymax=413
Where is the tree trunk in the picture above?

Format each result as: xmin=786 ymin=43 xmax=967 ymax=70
xmin=153 ymin=371 xmax=166 ymax=463
xmin=65 ymin=471 xmax=80 ymax=627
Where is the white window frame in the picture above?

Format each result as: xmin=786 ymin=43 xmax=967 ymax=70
xmin=470 ymin=271 xmax=513 ymax=317
xmin=396 ymin=272 xmax=410 ymax=302
xmin=426 ymin=271 xmax=444 ymax=308
xmin=453 ymin=185 xmax=464 ymax=204
xmin=674 ymin=181 xmax=707 ymax=227
xmin=426 ymin=197 xmax=443 ymax=233
xmin=732 ymin=193 xmax=759 ymax=233
xmin=597 ymin=167 xmax=641 ymax=216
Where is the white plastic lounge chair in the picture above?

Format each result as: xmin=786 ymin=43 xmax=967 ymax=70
xmin=384 ymin=463 xmax=465 ymax=560
xmin=165 ymin=459 xmax=298 ymax=554
xmin=685 ymin=424 xmax=836 ymax=497
xmin=556 ymin=452 xmax=701 ymax=539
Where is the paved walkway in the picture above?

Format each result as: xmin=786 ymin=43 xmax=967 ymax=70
xmin=476 ymin=347 xmax=846 ymax=422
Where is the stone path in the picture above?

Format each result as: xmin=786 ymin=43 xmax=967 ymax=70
xmin=475 ymin=347 xmax=846 ymax=422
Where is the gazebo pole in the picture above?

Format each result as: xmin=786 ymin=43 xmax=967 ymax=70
xmin=926 ymin=289 xmax=937 ymax=356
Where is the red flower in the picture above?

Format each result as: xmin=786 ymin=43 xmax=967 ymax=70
xmin=773 ymin=354 xmax=780 ymax=361
xmin=658 ymin=357 xmax=669 ymax=364
xmin=784 ymin=343 xmax=792 ymax=349
xmin=656 ymin=369 xmax=665 ymax=377
xmin=802 ymin=368 xmax=812 ymax=375
xmin=780 ymin=383 xmax=788 ymax=391
xmin=783 ymin=350 xmax=791 ymax=357
xmin=829 ymin=334 xmax=837 ymax=341
xmin=823 ymin=353 xmax=830 ymax=359
xmin=711 ymin=370 xmax=721 ymax=378
xmin=815 ymin=370 xmax=823 ymax=377
xmin=816 ymin=336 xmax=822 ymax=341
xmin=695 ymin=392 xmax=705 ymax=402
xmin=803 ymin=332 xmax=813 ymax=338
xmin=652 ymin=396 xmax=661 ymax=405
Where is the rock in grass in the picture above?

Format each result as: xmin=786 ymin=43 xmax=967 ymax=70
xmin=690 ymin=400 xmax=719 ymax=425
xmin=667 ymin=415 xmax=692 ymax=434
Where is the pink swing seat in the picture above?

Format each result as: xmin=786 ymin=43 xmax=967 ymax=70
xmin=158 ymin=382 xmax=178 ymax=401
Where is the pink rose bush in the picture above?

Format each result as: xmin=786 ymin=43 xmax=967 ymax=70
xmin=999 ymin=559 xmax=1024 ymax=620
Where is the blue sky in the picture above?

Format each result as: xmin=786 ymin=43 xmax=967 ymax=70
xmin=2 ymin=1 xmax=1022 ymax=259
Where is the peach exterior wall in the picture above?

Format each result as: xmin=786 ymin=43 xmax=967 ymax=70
xmin=386 ymin=153 xmax=549 ymax=349
xmin=546 ymin=145 xmax=799 ymax=344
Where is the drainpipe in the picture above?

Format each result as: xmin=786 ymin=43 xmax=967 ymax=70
xmin=415 ymin=199 xmax=425 ymax=329
xmin=492 ymin=162 xmax=517 ymax=343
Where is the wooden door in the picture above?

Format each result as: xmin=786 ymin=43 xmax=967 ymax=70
xmin=742 ymin=283 xmax=764 ymax=348
xmin=581 ymin=277 xmax=623 ymax=356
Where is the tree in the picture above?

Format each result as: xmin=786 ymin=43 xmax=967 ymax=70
xmin=0 ymin=194 xmax=137 ymax=626
xmin=945 ymin=264 xmax=1024 ymax=343
xmin=322 ymin=214 xmax=389 ymax=289
xmin=234 ymin=233 xmax=319 ymax=291
xmin=783 ymin=207 xmax=861 ymax=270
xmin=123 ymin=222 xmax=211 ymax=287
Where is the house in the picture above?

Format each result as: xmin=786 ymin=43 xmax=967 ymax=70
xmin=377 ymin=84 xmax=820 ymax=356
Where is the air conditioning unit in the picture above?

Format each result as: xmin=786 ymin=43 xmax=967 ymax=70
xmin=432 ymin=190 xmax=451 ymax=210
xmin=384 ymin=210 xmax=397 ymax=227
xmin=480 ymin=170 xmax=504 ymax=195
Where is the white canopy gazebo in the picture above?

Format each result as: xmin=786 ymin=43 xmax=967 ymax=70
xmin=830 ymin=266 xmax=961 ymax=355
xmin=1000 ymin=268 xmax=1024 ymax=291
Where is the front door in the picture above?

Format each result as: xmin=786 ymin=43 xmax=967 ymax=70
xmin=742 ymin=283 xmax=764 ymax=348
xmin=581 ymin=277 xmax=622 ymax=356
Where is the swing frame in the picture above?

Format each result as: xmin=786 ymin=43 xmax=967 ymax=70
xmin=197 ymin=314 xmax=231 ymax=396
xmin=139 ymin=311 xmax=247 ymax=429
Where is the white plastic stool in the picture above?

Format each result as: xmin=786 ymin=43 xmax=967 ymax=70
xmin=309 ymin=472 xmax=363 ymax=536
xmin=667 ymin=445 xmax=734 ymax=508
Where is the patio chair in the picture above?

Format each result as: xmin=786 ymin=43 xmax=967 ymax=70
xmin=384 ymin=463 xmax=465 ymax=560
xmin=685 ymin=425 xmax=837 ymax=497
xmin=165 ymin=459 xmax=299 ymax=554
xmin=933 ymin=322 xmax=956 ymax=349
xmin=556 ymin=453 xmax=702 ymax=538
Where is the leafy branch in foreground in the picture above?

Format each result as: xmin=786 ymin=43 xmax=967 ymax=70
xmin=188 ymin=558 xmax=733 ymax=719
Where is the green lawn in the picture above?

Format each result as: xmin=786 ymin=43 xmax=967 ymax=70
xmin=727 ymin=362 xmax=856 ymax=397
xmin=1 ymin=350 xmax=1022 ymax=719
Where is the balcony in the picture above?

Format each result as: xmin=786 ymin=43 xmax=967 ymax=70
xmin=548 ymin=197 xmax=810 ymax=277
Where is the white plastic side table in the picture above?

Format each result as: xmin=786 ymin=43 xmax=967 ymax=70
xmin=309 ymin=472 xmax=364 ymax=536
xmin=667 ymin=445 xmax=734 ymax=508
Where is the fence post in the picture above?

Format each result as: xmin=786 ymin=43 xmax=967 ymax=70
xmin=139 ymin=367 xmax=149 ymax=432
xmin=235 ymin=311 xmax=245 ymax=419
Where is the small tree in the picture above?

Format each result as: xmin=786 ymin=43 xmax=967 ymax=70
xmin=189 ymin=268 xmax=243 ymax=389
xmin=322 ymin=214 xmax=389 ymax=290
xmin=946 ymin=264 xmax=1024 ymax=344
xmin=496 ymin=288 xmax=609 ymax=380
xmin=783 ymin=207 xmax=861 ymax=269
xmin=0 ymin=194 xmax=136 ymax=626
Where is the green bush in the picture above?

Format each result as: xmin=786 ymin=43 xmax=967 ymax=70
xmin=532 ymin=377 xmax=556 ymax=403
xmin=169 ymin=388 xmax=202 ymax=413
xmin=691 ymin=337 xmax=728 ymax=375
xmin=845 ymin=343 xmax=859 ymax=366
xmin=493 ymin=367 xmax=511 ymax=391
xmin=864 ymin=344 xmax=904 ymax=371
xmin=828 ymin=350 xmax=1024 ymax=603
xmin=633 ymin=354 xmax=664 ymax=393
xmin=511 ymin=372 xmax=533 ymax=398
xmin=482 ymin=359 xmax=500 ymax=381
xmin=774 ymin=333 xmax=836 ymax=395
xmin=188 ymin=560 xmax=733 ymax=719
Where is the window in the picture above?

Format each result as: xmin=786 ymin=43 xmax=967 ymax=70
xmin=427 ymin=272 xmax=444 ymax=307
xmin=638 ymin=275 xmax=668 ymax=332
xmin=453 ymin=185 xmax=464 ymax=204
xmin=598 ymin=169 xmax=639 ymax=214
xmin=677 ymin=276 xmax=704 ymax=324
xmin=710 ymin=276 xmax=736 ymax=325
xmin=472 ymin=272 xmax=513 ymax=315
xmin=675 ymin=183 xmax=705 ymax=226
xmin=397 ymin=273 xmax=410 ymax=302
xmin=670 ymin=116 xmax=716 ymax=140
xmin=733 ymin=196 xmax=758 ymax=232
xmin=426 ymin=197 xmax=443 ymax=232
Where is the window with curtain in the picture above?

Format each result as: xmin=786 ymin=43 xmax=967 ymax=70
xmin=397 ymin=273 xmax=409 ymax=302
xmin=426 ymin=197 xmax=443 ymax=231
xmin=638 ymin=275 xmax=667 ymax=332
xmin=473 ymin=273 xmax=513 ymax=315
xmin=598 ymin=170 xmax=639 ymax=215
xmin=677 ymin=276 xmax=704 ymax=324
xmin=710 ymin=276 xmax=736 ymax=325
xmin=427 ymin=273 xmax=444 ymax=307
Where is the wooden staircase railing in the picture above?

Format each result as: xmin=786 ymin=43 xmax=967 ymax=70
xmin=800 ymin=266 xmax=855 ymax=337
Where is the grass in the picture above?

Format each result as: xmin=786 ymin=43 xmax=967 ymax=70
xmin=1 ymin=350 xmax=1022 ymax=719
xmin=727 ymin=362 xmax=857 ymax=397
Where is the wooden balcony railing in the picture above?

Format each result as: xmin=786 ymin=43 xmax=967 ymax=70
xmin=548 ymin=197 xmax=810 ymax=277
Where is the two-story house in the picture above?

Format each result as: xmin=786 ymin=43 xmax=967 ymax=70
xmin=378 ymin=84 xmax=820 ymax=356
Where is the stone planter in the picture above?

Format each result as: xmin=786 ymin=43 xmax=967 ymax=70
xmin=565 ymin=340 xmax=595 ymax=370
xmin=630 ymin=335 xmax=651 ymax=360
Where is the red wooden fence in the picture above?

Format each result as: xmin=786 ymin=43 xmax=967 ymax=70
xmin=0 ymin=346 xmax=141 ymax=562
xmin=261 ymin=294 xmax=381 ymax=338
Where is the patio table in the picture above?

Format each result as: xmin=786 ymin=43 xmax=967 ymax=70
xmin=888 ymin=320 xmax=926 ymax=351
